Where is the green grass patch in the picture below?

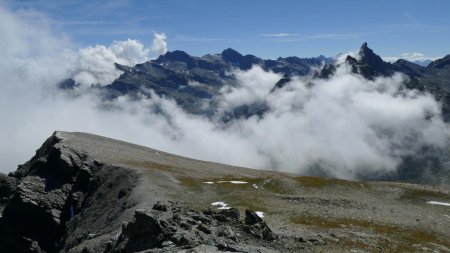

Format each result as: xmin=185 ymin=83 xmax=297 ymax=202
xmin=296 ymin=176 xmax=367 ymax=189
xmin=121 ymin=160 xmax=174 ymax=171
xmin=292 ymin=213 xmax=450 ymax=252
xmin=177 ymin=175 xmax=278 ymax=212
xmin=178 ymin=175 xmax=297 ymax=194
xmin=399 ymin=188 xmax=450 ymax=203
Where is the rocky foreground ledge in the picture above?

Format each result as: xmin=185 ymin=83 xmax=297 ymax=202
xmin=0 ymin=132 xmax=449 ymax=252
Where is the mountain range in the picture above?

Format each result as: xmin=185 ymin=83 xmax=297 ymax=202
xmin=58 ymin=43 xmax=450 ymax=185
xmin=76 ymin=43 xmax=450 ymax=121
xmin=97 ymin=48 xmax=332 ymax=117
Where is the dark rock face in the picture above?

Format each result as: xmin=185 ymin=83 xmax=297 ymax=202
xmin=0 ymin=173 xmax=17 ymax=205
xmin=118 ymin=209 xmax=163 ymax=251
xmin=0 ymin=133 xmax=84 ymax=252
xmin=357 ymin=42 xmax=395 ymax=77
xmin=0 ymin=133 xmax=139 ymax=253
xmin=334 ymin=42 xmax=397 ymax=79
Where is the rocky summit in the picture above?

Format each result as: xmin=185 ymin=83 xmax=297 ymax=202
xmin=0 ymin=131 xmax=449 ymax=252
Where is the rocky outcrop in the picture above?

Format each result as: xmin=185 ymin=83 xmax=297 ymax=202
xmin=0 ymin=133 xmax=82 ymax=252
xmin=0 ymin=132 xmax=139 ymax=253
xmin=110 ymin=202 xmax=300 ymax=253
xmin=0 ymin=172 xmax=17 ymax=206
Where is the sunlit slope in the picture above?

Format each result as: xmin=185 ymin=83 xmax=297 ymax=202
xmin=57 ymin=131 xmax=450 ymax=252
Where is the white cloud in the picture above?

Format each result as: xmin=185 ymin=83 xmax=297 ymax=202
xmin=151 ymin=32 xmax=167 ymax=57
xmin=0 ymin=5 xmax=449 ymax=184
xmin=218 ymin=66 xmax=282 ymax=112
xmin=383 ymin=52 xmax=439 ymax=65
xmin=262 ymin=33 xmax=299 ymax=37
xmin=211 ymin=65 xmax=449 ymax=178
xmin=110 ymin=39 xmax=151 ymax=66
xmin=71 ymin=39 xmax=150 ymax=88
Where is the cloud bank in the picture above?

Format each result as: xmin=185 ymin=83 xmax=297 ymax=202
xmin=217 ymin=66 xmax=449 ymax=179
xmin=0 ymin=5 xmax=449 ymax=184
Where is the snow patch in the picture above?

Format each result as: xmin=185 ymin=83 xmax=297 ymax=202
xmin=217 ymin=180 xmax=248 ymax=184
xmin=427 ymin=201 xmax=450 ymax=207
xmin=229 ymin=181 xmax=248 ymax=184
xmin=211 ymin=201 xmax=227 ymax=206
xmin=255 ymin=211 xmax=264 ymax=218
xmin=211 ymin=201 xmax=230 ymax=209
xmin=252 ymin=184 xmax=259 ymax=189
xmin=203 ymin=181 xmax=215 ymax=184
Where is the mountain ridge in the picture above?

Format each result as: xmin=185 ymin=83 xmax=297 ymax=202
xmin=0 ymin=131 xmax=449 ymax=252
xmin=101 ymin=43 xmax=450 ymax=119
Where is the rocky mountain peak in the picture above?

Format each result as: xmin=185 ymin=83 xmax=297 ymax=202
xmin=360 ymin=42 xmax=369 ymax=51
xmin=354 ymin=42 xmax=394 ymax=76
xmin=221 ymin=48 xmax=243 ymax=62
xmin=155 ymin=50 xmax=192 ymax=63
xmin=358 ymin=42 xmax=384 ymax=65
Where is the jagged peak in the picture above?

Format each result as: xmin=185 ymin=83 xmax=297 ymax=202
xmin=358 ymin=42 xmax=375 ymax=58
xmin=360 ymin=42 xmax=368 ymax=50
xmin=357 ymin=42 xmax=388 ymax=67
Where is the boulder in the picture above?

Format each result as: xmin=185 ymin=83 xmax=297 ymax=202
xmin=245 ymin=210 xmax=263 ymax=225
xmin=117 ymin=209 xmax=163 ymax=252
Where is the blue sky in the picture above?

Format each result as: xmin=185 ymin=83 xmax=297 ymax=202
xmin=4 ymin=0 xmax=450 ymax=59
